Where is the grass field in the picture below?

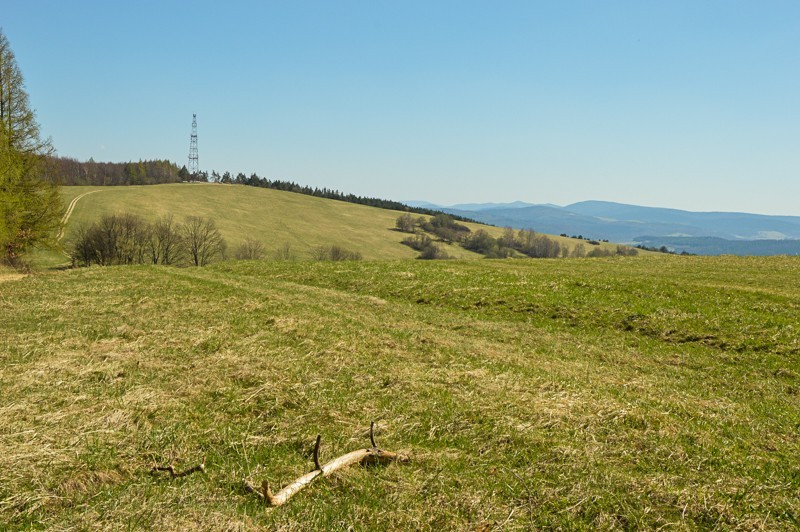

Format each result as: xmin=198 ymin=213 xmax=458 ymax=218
xmin=2 ymin=255 xmax=798 ymax=529
xmin=54 ymin=183 xmax=623 ymax=263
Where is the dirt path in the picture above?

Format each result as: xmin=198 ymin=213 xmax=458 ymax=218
xmin=57 ymin=190 xmax=101 ymax=241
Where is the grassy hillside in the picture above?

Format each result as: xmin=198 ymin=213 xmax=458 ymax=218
xmin=59 ymin=184 xmax=463 ymax=261
xmin=2 ymin=256 xmax=798 ymax=529
xmin=55 ymin=184 xmax=623 ymax=263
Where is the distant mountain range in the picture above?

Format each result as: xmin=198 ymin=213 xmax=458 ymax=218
xmin=405 ymin=200 xmax=800 ymax=256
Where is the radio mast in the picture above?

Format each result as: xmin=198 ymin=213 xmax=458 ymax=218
xmin=188 ymin=113 xmax=199 ymax=179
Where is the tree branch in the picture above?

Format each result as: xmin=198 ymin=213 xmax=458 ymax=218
xmin=245 ymin=422 xmax=409 ymax=508
xmin=313 ymin=434 xmax=322 ymax=471
xmin=151 ymin=456 xmax=206 ymax=478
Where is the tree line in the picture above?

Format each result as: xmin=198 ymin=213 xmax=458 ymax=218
xmin=47 ymin=157 xmax=186 ymax=186
xmin=43 ymin=157 xmax=480 ymax=224
xmin=71 ymin=211 xmax=365 ymax=267
xmin=211 ymin=171 xmax=477 ymax=222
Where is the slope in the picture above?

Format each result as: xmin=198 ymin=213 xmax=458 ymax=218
xmin=58 ymin=183 xmax=619 ymax=261
xmin=59 ymin=183 xmax=478 ymax=260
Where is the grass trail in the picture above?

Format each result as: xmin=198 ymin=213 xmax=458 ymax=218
xmin=56 ymin=190 xmax=103 ymax=241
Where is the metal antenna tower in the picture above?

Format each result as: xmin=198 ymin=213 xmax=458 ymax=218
xmin=188 ymin=113 xmax=199 ymax=179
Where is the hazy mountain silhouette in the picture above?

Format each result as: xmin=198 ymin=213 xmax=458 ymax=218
xmin=410 ymin=200 xmax=800 ymax=254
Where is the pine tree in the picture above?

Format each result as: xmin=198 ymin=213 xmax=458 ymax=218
xmin=0 ymin=29 xmax=61 ymax=265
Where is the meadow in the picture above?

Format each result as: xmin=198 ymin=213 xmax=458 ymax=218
xmin=1 ymin=255 xmax=798 ymax=529
xmin=55 ymin=183 xmax=623 ymax=264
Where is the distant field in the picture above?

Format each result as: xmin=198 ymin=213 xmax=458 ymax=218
xmin=1 ymin=255 xmax=798 ymax=529
xmin=55 ymin=183 xmax=624 ymax=262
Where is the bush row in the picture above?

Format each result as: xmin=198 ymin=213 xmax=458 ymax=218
xmin=71 ymin=213 xmax=366 ymax=267
xmin=72 ymin=213 xmax=227 ymax=267
xmin=397 ymin=214 xmax=639 ymax=259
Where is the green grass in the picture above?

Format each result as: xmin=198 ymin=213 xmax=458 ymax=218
xmin=1 ymin=255 xmax=798 ymax=529
xmin=58 ymin=184 xmax=473 ymax=261
xmin=54 ymin=183 xmax=624 ymax=263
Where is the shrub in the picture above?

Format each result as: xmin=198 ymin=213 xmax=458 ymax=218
xmin=418 ymin=243 xmax=449 ymax=260
xmin=616 ymin=245 xmax=638 ymax=257
xmin=402 ymin=233 xmax=451 ymax=259
xmin=235 ymin=237 xmax=266 ymax=260
xmin=395 ymin=214 xmax=415 ymax=233
xmin=425 ymin=214 xmax=471 ymax=243
xmin=273 ymin=242 xmax=295 ymax=261
xmin=514 ymin=233 xmax=561 ymax=258
xmin=71 ymin=213 xmax=232 ymax=267
xmin=401 ymin=234 xmax=434 ymax=251
xmin=311 ymin=245 xmax=330 ymax=261
xmin=587 ymin=247 xmax=613 ymax=257
xmin=312 ymin=244 xmax=362 ymax=261
xmin=329 ymin=245 xmax=362 ymax=261
xmin=463 ymin=229 xmax=498 ymax=254
xmin=71 ymin=213 xmax=150 ymax=266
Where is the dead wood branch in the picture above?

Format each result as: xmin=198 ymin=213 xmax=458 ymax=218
xmin=245 ymin=422 xmax=409 ymax=507
xmin=151 ymin=456 xmax=206 ymax=478
xmin=313 ymin=434 xmax=322 ymax=470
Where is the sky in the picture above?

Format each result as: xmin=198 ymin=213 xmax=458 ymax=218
xmin=4 ymin=1 xmax=800 ymax=215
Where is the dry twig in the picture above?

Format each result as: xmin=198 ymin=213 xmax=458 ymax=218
xmin=245 ymin=421 xmax=409 ymax=507
xmin=151 ymin=456 xmax=206 ymax=478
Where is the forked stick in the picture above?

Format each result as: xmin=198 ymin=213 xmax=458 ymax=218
xmin=245 ymin=422 xmax=409 ymax=507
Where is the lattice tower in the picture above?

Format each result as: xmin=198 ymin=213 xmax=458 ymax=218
xmin=188 ymin=113 xmax=199 ymax=178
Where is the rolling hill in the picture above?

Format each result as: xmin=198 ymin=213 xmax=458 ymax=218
xmin=54 ymin=183 xmax=623 ymax=264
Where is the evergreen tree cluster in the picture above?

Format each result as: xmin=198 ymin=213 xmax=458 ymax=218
xmin=47 ymin=158 xmax=480 ymax=223
xmin=211 ymin=170 xmax=477 ymax=222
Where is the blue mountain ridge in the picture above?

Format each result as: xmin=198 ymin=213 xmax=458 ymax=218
xmin=406 ymin=200 xmax=800 ymax=255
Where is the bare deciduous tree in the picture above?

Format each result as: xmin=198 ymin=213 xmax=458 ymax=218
xmin=149 ymin=214 xmax=184 ymax=265
xmin=273 ymin=242 xmax=295 ymax=261
xmin=182 ymin=216 xmax=227 ymax=266
xmin=235 ymin=237 xmax=265 ymax=260
xmin=71 ymin=213 xmax=149 ymax=266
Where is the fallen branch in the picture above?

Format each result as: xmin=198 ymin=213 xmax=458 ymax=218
xmin=245 ymin=421 xmax=409 ymax=507
xmin=151 ymin=456 xmax=206 ymax=478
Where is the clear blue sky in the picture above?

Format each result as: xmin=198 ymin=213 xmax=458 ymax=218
xmin=4 ymin=1 xmax=800 ymax=214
